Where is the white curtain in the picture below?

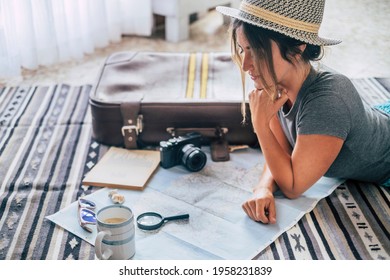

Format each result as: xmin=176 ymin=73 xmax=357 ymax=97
xmin=0 ymin=0 xmax=153 ymax=78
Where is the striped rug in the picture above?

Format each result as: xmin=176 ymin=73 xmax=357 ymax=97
xmin=0 ymin=78 xmax=389 ymax=260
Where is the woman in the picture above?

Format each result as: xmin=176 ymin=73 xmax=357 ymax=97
xmin=217 ymin=0 xmax=390 ymax=224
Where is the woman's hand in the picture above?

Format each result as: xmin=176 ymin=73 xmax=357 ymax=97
xmin=249 ymin=88 xmax=288 ymax=130
xmin=242 ymin=185 xmax=276 ymax=224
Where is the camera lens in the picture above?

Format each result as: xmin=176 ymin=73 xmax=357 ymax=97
xmin=180 ymin=144 xmax=207 ymax=172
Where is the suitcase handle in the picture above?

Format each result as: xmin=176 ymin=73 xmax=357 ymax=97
xmin=166 ymin=127 xmax=228 ymax=138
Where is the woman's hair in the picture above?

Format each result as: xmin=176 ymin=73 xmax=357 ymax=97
xmin=230 ymin=19 xmax=324 ymax=120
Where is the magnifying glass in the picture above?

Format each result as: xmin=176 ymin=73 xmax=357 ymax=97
xmin=136 ymin=212 xmax=190 ymax=230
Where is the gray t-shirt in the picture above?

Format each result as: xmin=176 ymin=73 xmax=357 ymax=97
xmin=278 ymin=67 xmax=390 ymax=184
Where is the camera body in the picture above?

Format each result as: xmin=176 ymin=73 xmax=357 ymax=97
xmin=160 ymin=132 xmax=207 ymax=172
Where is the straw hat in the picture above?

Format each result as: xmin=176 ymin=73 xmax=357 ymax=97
xmin=216 ymin=0 xmax=341 ymax=46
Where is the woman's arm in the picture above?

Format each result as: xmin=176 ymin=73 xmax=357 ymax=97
xmin=250 ymin=89 xmax=344 ymax=199
xmin=259 ymin=127 xmax=343 ymax=198
xmin=242 ymin=114 xmax=292 ymax=223
xmin=242 ymin=163 xmax=277 ymax=223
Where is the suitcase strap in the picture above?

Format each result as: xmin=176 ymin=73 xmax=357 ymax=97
xmin=120 ymin=102 xmax=143 ymax=149
xmin=167 ymin=127 xmax=230 ymax=162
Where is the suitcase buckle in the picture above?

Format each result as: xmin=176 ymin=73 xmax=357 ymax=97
xmin=121 ymin=115 xmax=143 ymax=136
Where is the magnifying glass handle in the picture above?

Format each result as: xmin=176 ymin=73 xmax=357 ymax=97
xmin=164 ymin=214 xmax=189 ymax=222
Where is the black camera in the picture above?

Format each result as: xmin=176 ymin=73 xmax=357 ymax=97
xmin=160 ymin=132 xmax=207 ymax=172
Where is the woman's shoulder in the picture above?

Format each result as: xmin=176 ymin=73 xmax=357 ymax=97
xmin=307 ymin=65 xmax=357 ymax=99
xmin=297 ymin=65 xmax=362 ymax=114
xmin=300 ymin=66 xmax=366 ymax=120
xmin=314 ymin=65 xmax=352 ymax=87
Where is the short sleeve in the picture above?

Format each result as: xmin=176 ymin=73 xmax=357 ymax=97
xmin=297 ymin=93 xmax=351 ymax=140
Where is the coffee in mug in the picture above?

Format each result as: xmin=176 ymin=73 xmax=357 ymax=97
xmin=103 ymin=217 xmax=127 ymax=224
xmin=95 ymin=205 xmax=135 ymax=260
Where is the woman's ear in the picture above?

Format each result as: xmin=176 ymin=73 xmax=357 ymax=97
xmin=292 ymin=44 xmax=307 ymax=61
xmin=298 ymin=44 xmax=307 ymax=53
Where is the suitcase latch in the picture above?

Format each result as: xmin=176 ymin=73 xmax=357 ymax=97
xmin=121 ymin=115 xmax=143 ymax=136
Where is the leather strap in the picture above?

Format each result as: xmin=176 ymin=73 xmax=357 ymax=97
xmin=210 ymin=127 xmax=230 ymax=162
xmin=167 ymin=127 xmax=226 ymax=138
xmin=210 ymin=138 xmax=230 ymax=162
xmin=170 ymin=126 xmax=231 ymax=162
xmin=120 ymin=102 xmax=141 ymax=149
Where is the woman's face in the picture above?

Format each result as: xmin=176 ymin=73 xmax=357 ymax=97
xmin=236 ymin=25 xmax=292 ymax=90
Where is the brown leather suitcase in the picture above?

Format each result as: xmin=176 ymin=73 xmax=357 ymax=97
xmin=90 ymin=51 xmax=257 ymax=160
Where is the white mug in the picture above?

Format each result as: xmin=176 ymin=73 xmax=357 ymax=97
xmin=95 ymin=205 xmax=135 ymax=260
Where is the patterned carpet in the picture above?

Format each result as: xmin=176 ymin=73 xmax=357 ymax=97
xmin=0 ymin=78 xmax=389 ymax=260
